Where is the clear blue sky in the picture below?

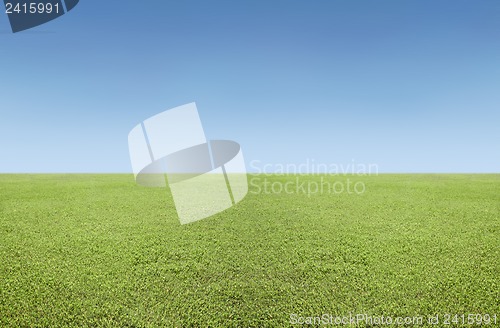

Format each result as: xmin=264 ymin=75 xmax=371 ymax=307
xmin=1 ymin=0 xmax=499 ymax=173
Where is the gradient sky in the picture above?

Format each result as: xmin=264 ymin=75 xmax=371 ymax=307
xmin=0 ymin=0 xmax=499 ymax=173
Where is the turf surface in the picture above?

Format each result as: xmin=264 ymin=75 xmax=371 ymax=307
xmin=0 ymin=174 xmax=499 ymax=326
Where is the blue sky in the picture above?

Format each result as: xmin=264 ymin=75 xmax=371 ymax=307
xmin=0 ymin=0 xmax=499 ymax=173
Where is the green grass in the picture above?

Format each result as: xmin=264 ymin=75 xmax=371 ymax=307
xmin=0 ymin=174 xmax=499 ymax=327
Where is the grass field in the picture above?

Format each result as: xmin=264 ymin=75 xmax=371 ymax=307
xmin=0 ymin=174 xmax=499 ymax=327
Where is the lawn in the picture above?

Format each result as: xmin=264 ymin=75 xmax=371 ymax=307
xmin=0 ymin=174 xmax=499 ymax=327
